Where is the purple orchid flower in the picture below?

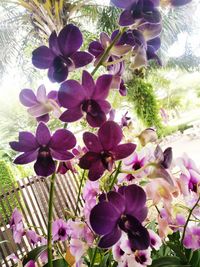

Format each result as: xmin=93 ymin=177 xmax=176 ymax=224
xmin=111 ymin=0 xmax=161 ymax=27
xmin=89 ymin=32 xmax=131 ymax=65
xmin=183 ymin=226 xmax=200 ymax=250
xmin=10 ymin=208 xmax=25 ymax=244
xmin=26 ymin=260 xmax=36 ymax=267
xmin=178 ymin=153 xmax=200 ymax=194
xmin=19 ymin=85 xmax=61 ymax=122
xmin=10 ymin=122 xmax=76 ymax=177
xmin=52 ymin=219 xmax=69 ymax=242
xmin=26 ymin=230 xmax=40 ymax=246
xmin=79 ymin=121 xmax=136 ymax=181
xmin=90 ymin=184 xmax=150 ymax=250
xmin=32 ymin=24 xmax=93 ymax=83
xmin=89 ymin=32 xmax=130 ymax=96
xmin=58 ymin=71 xmax=113 ymax=127
xmin=149 ymin=145 xmax=174 ymax=185
xmin=123 ymin=29 xmax=161 ymax=68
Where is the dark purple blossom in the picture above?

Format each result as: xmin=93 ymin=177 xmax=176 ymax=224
xmin=19 ymin=85 xmax=61 ymax=122
xmin=10 ymin=122 xmax=76 ymax=177
xmin=90 ymin=184 xmax=150 ymax=250
xmin=32 ymin=24 xmax=93 ymax=83
xmin=111 ymin=0 xmax=161 ymax=27
xmin=89 ymin=32 xmax=130 ymax=95
xmin=58 ymin=71 xmax=112 ymax=127
xmin=89 ymin=32 xmax=131 ymax=64
xmin=79 ymin=121 xmax=136 ymax=181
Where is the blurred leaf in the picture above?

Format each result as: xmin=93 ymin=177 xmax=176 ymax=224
xmin=22 ymin=245 xmax=47 ymax=266
xmin=43 ymin=259 xmax=68 ymax=267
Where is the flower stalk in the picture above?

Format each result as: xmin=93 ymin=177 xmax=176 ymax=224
xmin=75 ymin=170 xmax=86 ymax=216
xmin=47 ymin=171 xmax=57 ymax=267
xmin=181 ymin=195 xmax=200 ymax=245
xmin=91 ymin=27 xmax=126 ymax=76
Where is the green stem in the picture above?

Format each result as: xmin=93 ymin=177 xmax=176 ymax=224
xmin=47 ymin=172 xmax=57 ymax=267
xmin=120 ymin=163 xmax=152 ymax=175
xmin=90 ymin=246 xmax=98 ymax=267
xmin=181 ymin=195 xmax=200 ymax=245
xmin=109 ymin=161 xmax=122 ymax=191
xmin=75 ymin=170 xmax=86 ymax=216
xmin=91 ymin=27 xmax=126 ymax=76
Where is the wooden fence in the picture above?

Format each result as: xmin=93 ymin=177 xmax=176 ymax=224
xmin=0 ymin=172 xmax=83 ymax=266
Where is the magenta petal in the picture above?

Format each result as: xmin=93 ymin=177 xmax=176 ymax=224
xmin=111 ymin=0 xmax=136 ymax=9
xmin=36 ymin=114 xmax=49 ymax=123
xmin=10 ymin=132 xmax=38 ymax=152
xmin=48 ymin=62 xmax=68 ymax=83
xmin=88 ymin=41 xmax=104 ymax=57
xmin=34 ymin=157 xmax=55 ymax=177
xmin=125 ymin=215 xmax=150 ymax=250
xmin=79 ymin=152 xmax=100 ymax=169
xmin=58 ymin=24 xmax=83 ymax=56
xmin=36 ymin=122 xmax=51 ymax=145
xmin=124 ymin=185 xmax=147 ymax=221
xmin=58 ymin=80 xmax=85 ymax=108
xmin=25 ymin=260 xmax=36 ymax=267
xmin=113 ymin=143 xmax=136 ymax=160
xmin=86 ymin=112 xmax=106 ymax=128
xmin=14 ymin=150 xmax=38 ymax=164
xmin=88 ymin=159 xmax=105 ymax=181
xmin=93 ymin=75 xmax=112 ymax=100
xmin=36 ymin=85 xmax=47 ymax=102
xmin=51 ymin=150 xmax=74 ymax=161
xmin=98 ymin=121 xmax=123 ymax=150
xmin=90 ymin=201 xmax=119 ymax=235
xmin=119 ymin=10 xmax=135 ymax=26
xmin=82 ymin=70 xmax=95 ymax=97
xmin=59 ymin=106 xmax=83 ymax=122
xmin=19 ymin=89 xmax=38 ymax=107
xmin=70 ymin=51 xmax=93 ymax=68
xmin=83 ymin=132 xmax=102 ymax=153
xmin=107 ymin=191 xmax=126 ymax=215
xmin=49 ymin=31 xmax=61 ymax=55
xmin=95 ymin=100 xmax=111 ymax=114
xmin=32 ymin=46 xmax=55 ymax=69
xmin=50 ymin=129 xmax=76 ymax=150
xmin=98 ymin=226 xmax=122 ymax=249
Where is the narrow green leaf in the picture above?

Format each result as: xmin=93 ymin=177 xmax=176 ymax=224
xmin=167 ymin=242 xmax=187 ymax=262
xmin=43 ymin=259 xmax=68 ymax=267
xmin=150 ymin=256 xmax=181 ymax=267
xmin=22 ymin=245 xmax=47 ymax=266
xmin=190 ymin=250 xmax=200 ymax=267
xmin=0 ymin=240 xmax=9 ymax=245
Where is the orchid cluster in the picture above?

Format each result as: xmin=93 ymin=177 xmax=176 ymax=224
xmin=7 ymin=0 xmax=200 ymax=267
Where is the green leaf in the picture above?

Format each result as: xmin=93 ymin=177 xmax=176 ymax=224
xmin=190 ymin=250 xmax=200 ymax=267
xmin=22 ymin=245 xmax=47 ymax=266
xmin=167 ymin=242 xmax=187 ymax=262
xmin=99 ymin=253 xmax=110 ymax=267
xmin=0 ymin=240 xmax=9 ymax=245
xmin=43 ymin=259 xmax=68 ymax=267
xmin=150 ymin=256 xmax=182 ymax=267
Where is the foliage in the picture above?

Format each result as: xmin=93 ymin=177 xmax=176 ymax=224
xmin=0 ymin=160 xmax=20 ymax=225
xmin=127 ymin=77 xmax=164 ymax=136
